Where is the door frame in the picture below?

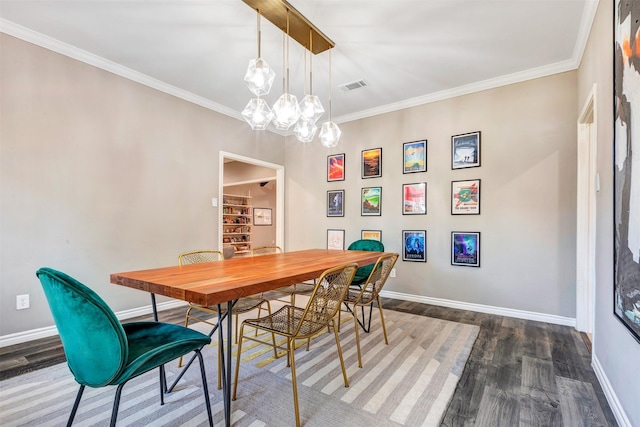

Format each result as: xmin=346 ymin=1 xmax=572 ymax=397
xmin=575 ymin=84 xmax=597 ymax=336
xmin=219 ymin=151 xmax=285 ymax=251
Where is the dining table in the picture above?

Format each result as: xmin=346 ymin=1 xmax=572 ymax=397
xmin=110 ymin=248 xmax=389 ymax=427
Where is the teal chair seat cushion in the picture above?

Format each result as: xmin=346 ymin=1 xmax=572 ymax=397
xmin=347 ymin=240 xmax=384 ymax=286
xmin=113 ymin=322 xmax=211 ymax=385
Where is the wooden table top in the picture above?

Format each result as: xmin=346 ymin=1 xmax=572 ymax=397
xmin=110 ymin=249 xmax=391 ymax=306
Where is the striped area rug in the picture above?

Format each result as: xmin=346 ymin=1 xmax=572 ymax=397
xmin=0 ymin=309 xmax=478 ymax=426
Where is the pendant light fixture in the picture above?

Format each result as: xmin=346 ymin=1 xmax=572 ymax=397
xmin=271 ymin=9 xmax=301 ymax=131
xmin=319 ymin=48 xmax=341 ymax=148
xmin=294 ymin=41 xmax=323 ymax=143
xmin=241 ymin=6 xmax=274 ymax=130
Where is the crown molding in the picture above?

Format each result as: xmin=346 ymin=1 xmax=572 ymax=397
xmin=0 ymin=19 xmax=244 ymax=122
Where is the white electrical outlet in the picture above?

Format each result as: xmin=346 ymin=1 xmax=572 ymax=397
xmin=16 ymin=294 xmax=30 ymax=310
xmin=390 ymin=268 xmax=396 ymax=278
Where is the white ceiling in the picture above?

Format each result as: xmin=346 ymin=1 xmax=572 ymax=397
xmin=0 ymin=0 xmax=597 ymax=126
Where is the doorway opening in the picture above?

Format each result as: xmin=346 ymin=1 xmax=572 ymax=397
xmin=219 ymin=152 xmax=284 ymax=254
xmin=576 ymin=84 xmax=597 ymax=340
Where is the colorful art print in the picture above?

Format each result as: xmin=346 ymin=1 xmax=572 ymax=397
xmin=451 ymin=179 xmax=480 ymax=215
xmin=403 ymin=140 xmax=427 ymax=173
xmin=361 ymin=230 xmax=382 ymax=241
xmin=452 ymin=131 xmax=481 ymax=169
xmin=362 ymin=148 xmax=382 ymax=178
xmin=327 ymin=190 xmax=344 ymax=217
xmin=614 ymin=1 xmax=640 ymax=343
xmin=402 ymin=230 xmax=426 ymax=262
xmin=361 ymin=187 xmax=382 ymax=216
xmin=451 ymin=232 xmax=480 ymax=267
xmin=403 ymin=182 xmax=427 ymax=215
xmin=327 ymin=229 xmax=345 ymax=250
xmin=327 ymin=153 xmax=345 ymax=182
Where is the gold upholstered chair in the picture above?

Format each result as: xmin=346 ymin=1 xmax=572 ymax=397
xmin=252 ymin=245 xmax=315 ymax=306
xmin=178 ymin=249 xmax=271 ymax=388
xmin=339 ymin=253 xmax=398 ymax=368
xmin=233 ymin=263 xmax=358 ymax=427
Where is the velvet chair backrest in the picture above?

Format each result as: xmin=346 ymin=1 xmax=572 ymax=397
xmin=36 ymin=268 xmax=128 ymax=387
xmin=347 ymin=239 xmax=385 ymax=283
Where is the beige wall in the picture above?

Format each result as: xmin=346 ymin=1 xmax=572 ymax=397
xmin=578 ymin=0 xmax=639 ymax=425
xmin=285 ymin=71 xmax=578 ymax=318
xmin=0 ymin=34 xmax=285 ymax=335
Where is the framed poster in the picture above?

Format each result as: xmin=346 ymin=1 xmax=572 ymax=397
xmin=327 ymin=229 xmax=345 ymax=250
xmin=403 ymin=182 xmax=426 ymax=215
xmin=452 ymin=131 xmax=481 ymax=169
xmin=451 ymin=232 xmax=480 ymax=267
xmin=614 ymin=0 xmax=640 ymax=343
xmin=402 ymin=230 xmax=426 ymax=262
xmin=361 ymin=187 xmax=382 ymax=216
xmin=362 ymin=148 xmax=382 ymax=178
xmin=403 ymin=140 xmax=427 ymax=173
xmin=253 ymin=208 xmax=272 ymax=225
xmin=451 ymin=179 xmax=480 ymax=215
xmin=327 ymin=190 xmax=344 ymax=217
xmin=361 ymin=230 xmax=382 ymax=241
xmin=327 ymin=153 xmax=345 ymax=182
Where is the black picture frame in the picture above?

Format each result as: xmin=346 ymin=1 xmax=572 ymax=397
xmin=402 ymin=230 xmax=426 ymax=262
xmin=613 ymin=1 xmax=640 ymax=343
xmin=403 ymin=140 xmax=427 ymax=174
xmin=452 ymin=131 xmax=481 ymax=169
xmin=327 ymin=153 xmax=345 ymax=182
xmin=451 ymin=232 xmax=480 ymax=267
xmin=451 ymin=179 xmax=480 ymax=215
xmin=362 ymin=148 xmax=382 ymax=178
xmin=403 ymin=182 xmax=426 ymax=215
xmin=327 ymin=190 xmax=344 ymax=217
xmin=361 ymin=187 xmax=382 ymax=216
xmin=327 ymin=229 xmax=345 ymax=250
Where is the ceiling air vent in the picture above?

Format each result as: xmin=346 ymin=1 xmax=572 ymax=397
xmin=339 ymin=80 xmax=368 ymax=92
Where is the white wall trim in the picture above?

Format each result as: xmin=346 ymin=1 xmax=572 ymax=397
xmin=592 ymin=354 xmax=633 ymax=427
xmin=380 ymin=290 xmax=576 ymax=327
xmin=0 ymin=300 xmax=187 ymax=348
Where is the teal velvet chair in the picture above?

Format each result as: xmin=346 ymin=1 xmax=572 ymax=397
xmin=347 ymin=239 xmax=385 ymax=286
xmin=36 ymin=267 xmax=214 ymax=427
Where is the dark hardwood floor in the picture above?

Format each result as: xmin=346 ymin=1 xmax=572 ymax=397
xmin=0 ymin=299 xmax=617 ymax=426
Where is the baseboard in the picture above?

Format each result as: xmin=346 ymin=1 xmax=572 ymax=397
xmin=0 ymin=300 xmax=188 ymax=348
xmin=380 ymin=290 xmax=576 ymax=327
xmin=592 ymin=354 xmax=633 ymax=427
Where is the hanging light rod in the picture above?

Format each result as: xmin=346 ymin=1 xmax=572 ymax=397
xmin=242 ymin=0 xmax=335 ymax=54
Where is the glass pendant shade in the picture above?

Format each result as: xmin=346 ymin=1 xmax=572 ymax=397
xmin=244 ymin=58 xmax=276 ymax=96
xmin=298 ymin=94 xmax=324 ymax=123
xmin=319 ymin=121 xmax=341 ymax=147
xmin=293 ymin=118 xmax=318 ymax=142
xmin=272 ymin=93 xmax=301 ymax=130
xmin=241 ymin=98 xmax=273 ymax=130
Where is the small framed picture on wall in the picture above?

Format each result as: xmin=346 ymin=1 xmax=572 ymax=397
xmin=451 ymin=179 xmax=480 ymax=215
xmin=361 ymin=187 xmax=382 ymax=216
xmin=362 ymin=148 xmax=382 ymax=178
xmin=403 ymin=182 xmax=427 ymax=215
xmin=327 ymin=190 xmax=344 ymax=217
xmin=403 ymin=140 xmax=427 ymax=173
xmin=452 ymin=131 xmax=481 ymax=169
xmin=327 ymin=229 xmax=345 ymax=250
xmin=361 ymin=230 xmax=382 ymax=241
xmin=402 ymin=230 xmax=426 ymax=262
xmin=327 ymin=153 xmax=345 ymax=182
xmin=451 ymin=232 xmax=480 ymax=267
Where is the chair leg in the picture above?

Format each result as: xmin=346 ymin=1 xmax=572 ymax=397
xmin=217 ymin=344 xmax=223 ymax=390
xmin=66 ymin=384 xmax=85 ymax=427
xmin=232 ymin=323 xmax=245 ymax=401
xmin=110 ymin=383 xmax=126 ymax=427
xmin=352 ymin=306 xmax=362 ymax=368
xmin=377 ymin=296 xmax=389 ymax=345
xmin=332 ymin=318 xmax=350 ymax=388
xmin=289 ymin=338 xmax=301 ymax=427
xmin=195 ymin=349 xmax=214 ymax=427
xmin=159 ymin=365 xmax=166 ymax=404
xmin=178 ymin=307 xmax=193 ymax=367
